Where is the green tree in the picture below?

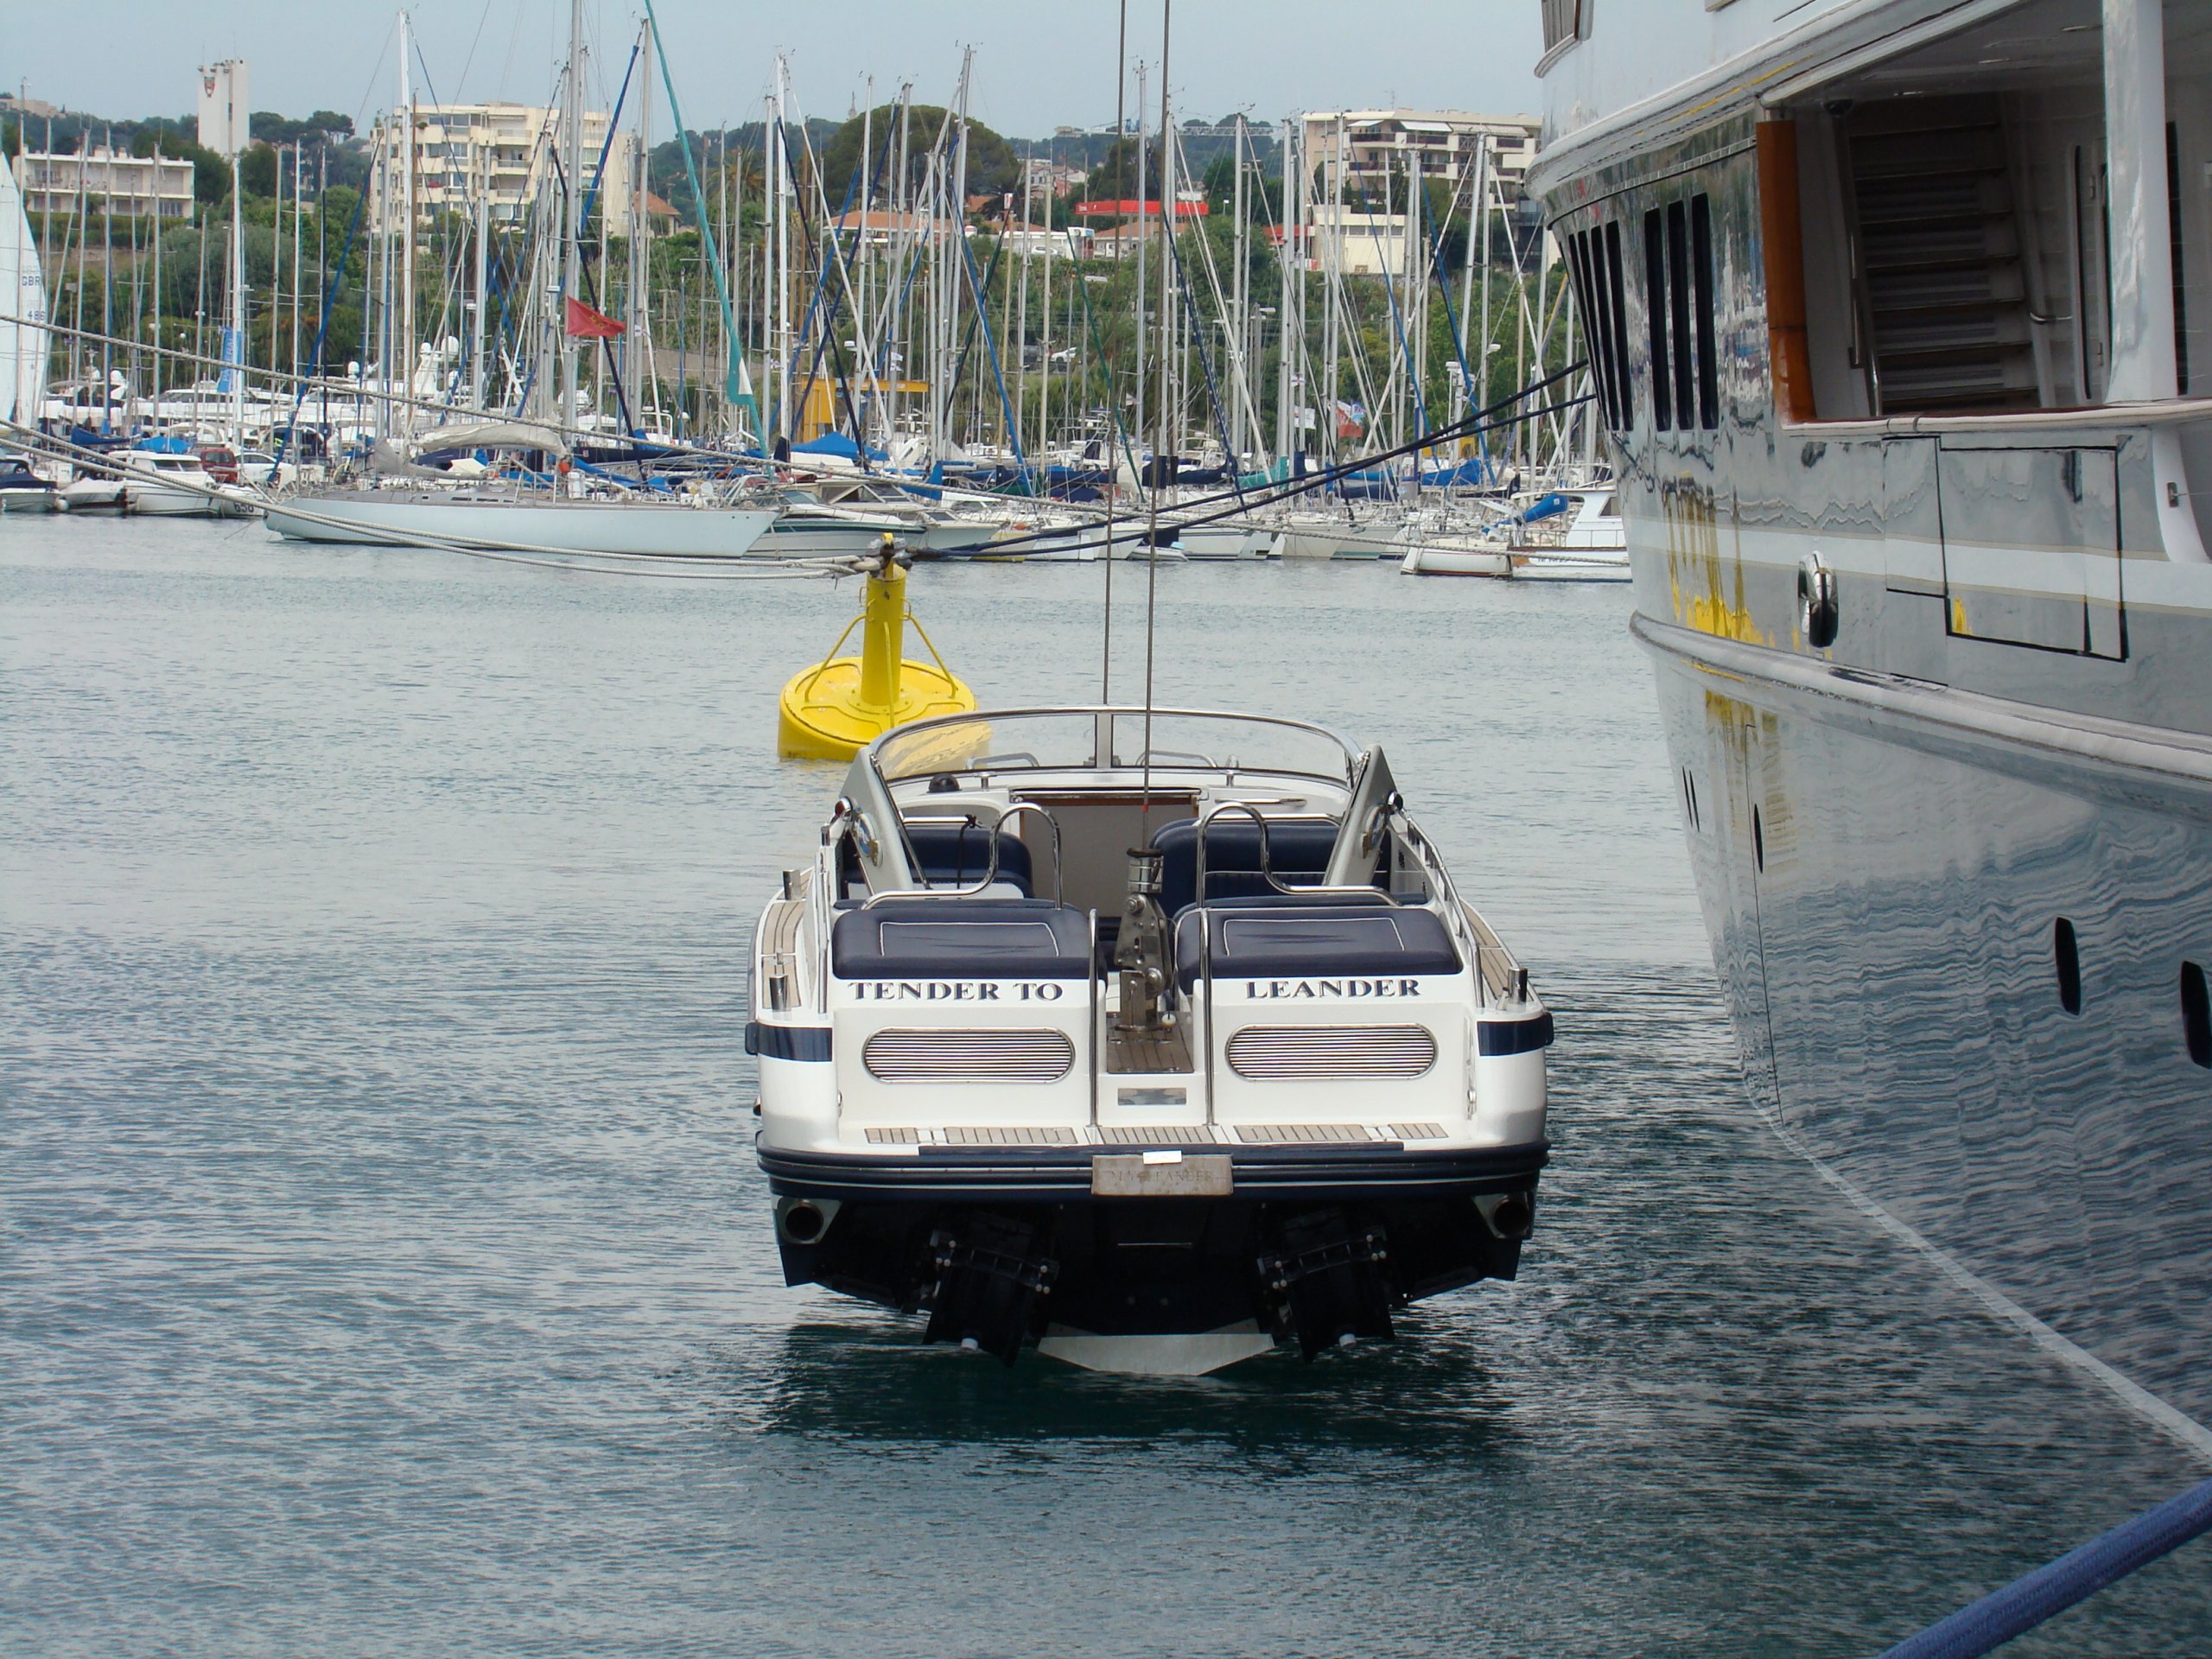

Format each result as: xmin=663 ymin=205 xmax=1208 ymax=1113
xmin=1084 ymin=136 xmax=1155 ymax=203
xmin=238 ymin=141 xmax=276 ymax=198
xmin=818 ymin=105 xmax=1020 ymax=204
xmin=1201 ymin=154 xmax=1236 ymax=211
xmin=134 ymin=127 xmax=231 ymax=207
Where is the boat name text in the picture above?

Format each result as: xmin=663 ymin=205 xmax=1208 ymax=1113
xmin=849 ymin=981 xmax=1066 ymax=1001
xmin=1244 ymin=978 xmax=1424 ymax=1000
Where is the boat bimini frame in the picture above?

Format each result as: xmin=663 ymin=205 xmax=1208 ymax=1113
xmin=747 ymin=705 xmax=1552 ymax=1375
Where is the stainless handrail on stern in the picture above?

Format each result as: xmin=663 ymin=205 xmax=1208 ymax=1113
xmin=856 ymin=800 xmax=1065 ymax=909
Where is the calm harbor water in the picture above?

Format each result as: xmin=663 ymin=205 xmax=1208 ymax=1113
xmin=3 ymin=516 xmax=2209 ymax=1657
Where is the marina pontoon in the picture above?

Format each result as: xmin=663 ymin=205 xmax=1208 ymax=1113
xmin=747 ymin=707 xmax=1552 ymax=1374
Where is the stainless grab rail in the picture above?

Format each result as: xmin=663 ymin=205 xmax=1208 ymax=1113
xmin=857 ymin=800 xmax=1065 ymax=909
xmin=1189 ymin=799 xmax=1389 ymax=910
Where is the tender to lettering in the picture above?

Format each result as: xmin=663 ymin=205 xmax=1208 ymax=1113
xmin=850 ymin=981 xmax=1065 ymax=1001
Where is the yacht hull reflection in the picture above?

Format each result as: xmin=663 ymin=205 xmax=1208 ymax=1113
xmin=1648 ymin=631 xmax=2212 ymax=1428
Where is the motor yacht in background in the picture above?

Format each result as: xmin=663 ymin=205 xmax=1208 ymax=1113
xmin=1174 ymin=521 xmax=1281 ymax=560
xmin=0 ymin=452 xmax=60 ymax=512
xmin=1399 ymin=489 xmax=1628 ymax=580
xmin=1532 ymin=0 xmax=2212 ymax=1431
xmin=748 ymin=709 xmax=1552 ymax=1374
xmin=56 ymin=442 xmax=231 ymax=517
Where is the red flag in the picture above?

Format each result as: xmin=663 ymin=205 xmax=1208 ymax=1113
xmin=564 ymin=296 xmax=626 ymax=340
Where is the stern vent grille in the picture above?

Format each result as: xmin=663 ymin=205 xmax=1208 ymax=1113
xmin=1225 ymin=1025 xmax=1438 ymax=1080
xmin=862 ymin=1027 xmax=1076 ymax=1084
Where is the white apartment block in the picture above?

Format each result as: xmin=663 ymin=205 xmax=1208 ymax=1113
xmin=11 ymin=147 xmax=196 ymax=219
xmin=368 ymin=102 xmax=636 ymax=232
xmin=1306 ymin=207 xmax=1413 ymax=277
xmin=1301 ymin=110 xmax=1541 ymax=203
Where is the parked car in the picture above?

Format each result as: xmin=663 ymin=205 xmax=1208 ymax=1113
xmin=235 ymin=450 xmax=298 ymax=490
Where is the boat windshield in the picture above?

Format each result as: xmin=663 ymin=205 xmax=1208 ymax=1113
xmin=874 ymin=713 xmax=1100 ymax=780
xmin=873 ymin=709 xmax=1356 ymax=785
xmin=1106 ymin=713 xmax=1353 ymax=782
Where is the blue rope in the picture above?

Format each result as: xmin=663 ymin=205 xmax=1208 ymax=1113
xmin=1877 ymin=1477 xmax=2212 ymax=1659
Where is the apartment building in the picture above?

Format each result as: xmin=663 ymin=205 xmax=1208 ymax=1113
xmin=367 ymin=102 xmax=636 ymax=232
xmin=11 ymin=147 xmax=196 ymax=219
xmin=1300 ymin=109 xmax=1541 ymax=202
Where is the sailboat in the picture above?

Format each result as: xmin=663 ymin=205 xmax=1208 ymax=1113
xmin=268 ymin=6 xmax=777 ymax=561
xmin=0 ymin=141 xmax=51 ymax=438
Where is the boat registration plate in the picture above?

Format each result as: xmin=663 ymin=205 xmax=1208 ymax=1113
xmin=1090 ymin=1151 xmax=1233 ymax=1198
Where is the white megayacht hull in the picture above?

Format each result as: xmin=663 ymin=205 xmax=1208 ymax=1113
xmin=265 ymin=490 xmax=777 ymax=556
xmin=1532 ymin=0 xmax=2212 ymax=1440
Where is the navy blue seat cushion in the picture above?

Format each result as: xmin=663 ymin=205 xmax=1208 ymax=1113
xmin=1151 ymin=817 xmax=1342 ymax=916
xmin=1174 ymin=905 xmax=1461 ymax=986
xmin=833 ymin=899 xmax=1090 ymax=980
xmin=901 ymin=819 xmax=1033 ymax=894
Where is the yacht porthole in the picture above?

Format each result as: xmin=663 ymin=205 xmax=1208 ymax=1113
xmin=2181 ymin=962 xmax=2211 ymax=1068
xmin=2054 ymin=918 xmax=2082 ymax=1015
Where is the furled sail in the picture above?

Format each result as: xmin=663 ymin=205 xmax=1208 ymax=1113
xmin=0 ymin=157 xmax=48 ymax=428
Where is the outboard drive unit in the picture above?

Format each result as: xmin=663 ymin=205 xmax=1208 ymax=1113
xmin=1113 ymin=846 xmax=1173 ymax=1035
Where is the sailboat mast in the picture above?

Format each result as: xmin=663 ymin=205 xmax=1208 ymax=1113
xmin=398 ymin=13 xmax=416 ymax=437
xmin=229 ymin=93 xmax=246 ymax=442
xmin=291 ymin=142 xmax=302 ymax=386
xmin=626 ymin=16 xmax=651 ymax=431
xmin=150 ymin=165 xmax=162 ymax=423
xmin=776 ymin=59 xmax=794 ymax=448
xmin=1131 ymin=61 xmax=1147 ymax=479
xmin=561 ymin=0 xmax=586 ymax=447
xmin=470 ymin=145 xmax=488 ymax=410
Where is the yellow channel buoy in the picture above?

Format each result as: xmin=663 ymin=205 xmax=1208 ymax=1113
xmin=777 ymin=536 xmax=977 ymax=760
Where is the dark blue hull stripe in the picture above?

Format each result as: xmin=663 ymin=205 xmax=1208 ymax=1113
xmin=747 ymin=1022 xmax=833 ymax=1062
xmin=1476 ymin=1010 xmax=1554 ymax=1056
xmin=753 ymin=1015 xmax=1546 ymax=1062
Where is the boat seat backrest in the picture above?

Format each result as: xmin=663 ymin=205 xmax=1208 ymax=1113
xmin=901 ymin=819 xmax=1034 ymax=895
xmin=1173 ymin=904 xmax=1461 ymax=988
xmin=832 ymin=898 xmax=1090 ymax=981
xmin=1150 ymin=817 xmax=1340 ymax=916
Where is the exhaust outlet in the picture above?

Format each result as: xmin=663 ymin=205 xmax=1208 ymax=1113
xmin=1476 ymin=1192 xmax=1535 ymax=1240
xmin=776 ymin=1198 xmax=837 ymax=1244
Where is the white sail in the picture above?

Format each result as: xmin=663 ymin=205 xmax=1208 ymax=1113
xmin=0 ymin=156 xmax=48 ymax=428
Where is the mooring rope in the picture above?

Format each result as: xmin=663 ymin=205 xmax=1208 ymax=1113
xmin=1874 ymin=1476 xmax=2212 ymax=1658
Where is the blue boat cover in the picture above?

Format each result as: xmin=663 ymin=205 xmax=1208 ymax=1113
xmin=832 ymin=899 xmax=1090 ymax=980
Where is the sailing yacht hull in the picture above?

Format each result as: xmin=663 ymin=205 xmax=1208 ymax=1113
xmin=265 ymin=491 xmax=777 ymax=556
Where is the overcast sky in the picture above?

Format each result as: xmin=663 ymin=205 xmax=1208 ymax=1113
xmin=5 ymin=1 xmax=1544 ymax=138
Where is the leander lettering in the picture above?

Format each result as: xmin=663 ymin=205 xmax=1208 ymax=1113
xmin=1244 ymin=978 xmax=1423 ymax=999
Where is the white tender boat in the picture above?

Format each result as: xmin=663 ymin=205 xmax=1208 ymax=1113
xmin=58 ymin=447 xmax=230 ymax=517
xmin=1399 ymin=490 xmax=1629 ymax=581
xmin=1278 ymin=507 xmax=1405 ymax=561
xmin=748 ymin=707 xmax=1553 ymax=1374
xmin=1174 ymin=521 xmax=1281 ymax=561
